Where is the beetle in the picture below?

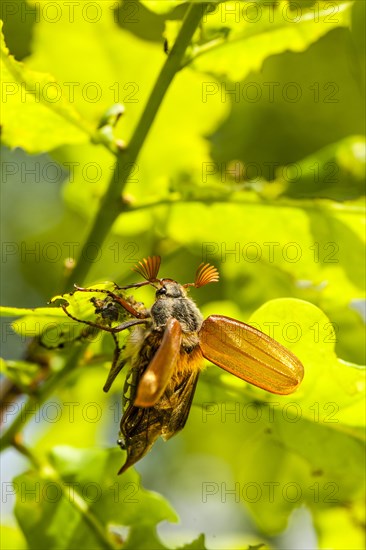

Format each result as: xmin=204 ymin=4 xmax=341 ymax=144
xmin=62 ymin=256 xmax=304 ymax=473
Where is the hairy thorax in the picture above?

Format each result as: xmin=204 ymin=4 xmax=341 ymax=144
xmin=123 ymin=282 xmax=206 ymax=385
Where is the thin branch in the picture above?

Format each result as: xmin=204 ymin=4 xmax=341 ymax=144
xmin=12 ymin=435 xmax=44 ymax=470
xmin=125 ymin=194 xmax=366 ymax=215
xmin=0 ymin=345 xmax=85 ymax=452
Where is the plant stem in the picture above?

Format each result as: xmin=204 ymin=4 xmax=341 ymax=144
xmin=126 ymin=195 xmax=366 ymax=215
xmin=64 ymin=3 xmax=207 ymax=291
xmin=0 ymin=346 xmax=85 ymax=452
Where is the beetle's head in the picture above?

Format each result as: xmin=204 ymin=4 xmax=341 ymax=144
xmin=155 ymin=279 xmax=186 ymax=299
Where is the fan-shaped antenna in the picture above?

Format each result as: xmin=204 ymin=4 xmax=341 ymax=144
xmin=184 ymin=262 xmax=219 ymax=288
xmin=132 ymin=256 xmax=161 ymax=282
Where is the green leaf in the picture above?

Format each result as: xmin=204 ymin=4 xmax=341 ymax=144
xmin=14 ymin=447 xmax=178 ymax=550
xmin=0 ymin=22 xmax=91 ymax=152
xmin=0 ymin=304 xmax=83 ymax=348
xmin=188 ymin=1 xmax=353 ymax=80
xmin=248 ymin=299 xmax=365 ymax=429
xmin=2 ymin=283 xmax=130 ymax=347
xmin=0 ymin=306 xmax=65 ymax=318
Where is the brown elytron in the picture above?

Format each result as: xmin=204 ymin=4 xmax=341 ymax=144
xmin=63 ymin=257 xmax=304 ymax=473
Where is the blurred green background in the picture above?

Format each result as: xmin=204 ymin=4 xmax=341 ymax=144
xmin=1 ymin=1 xmax=365 ymax=549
